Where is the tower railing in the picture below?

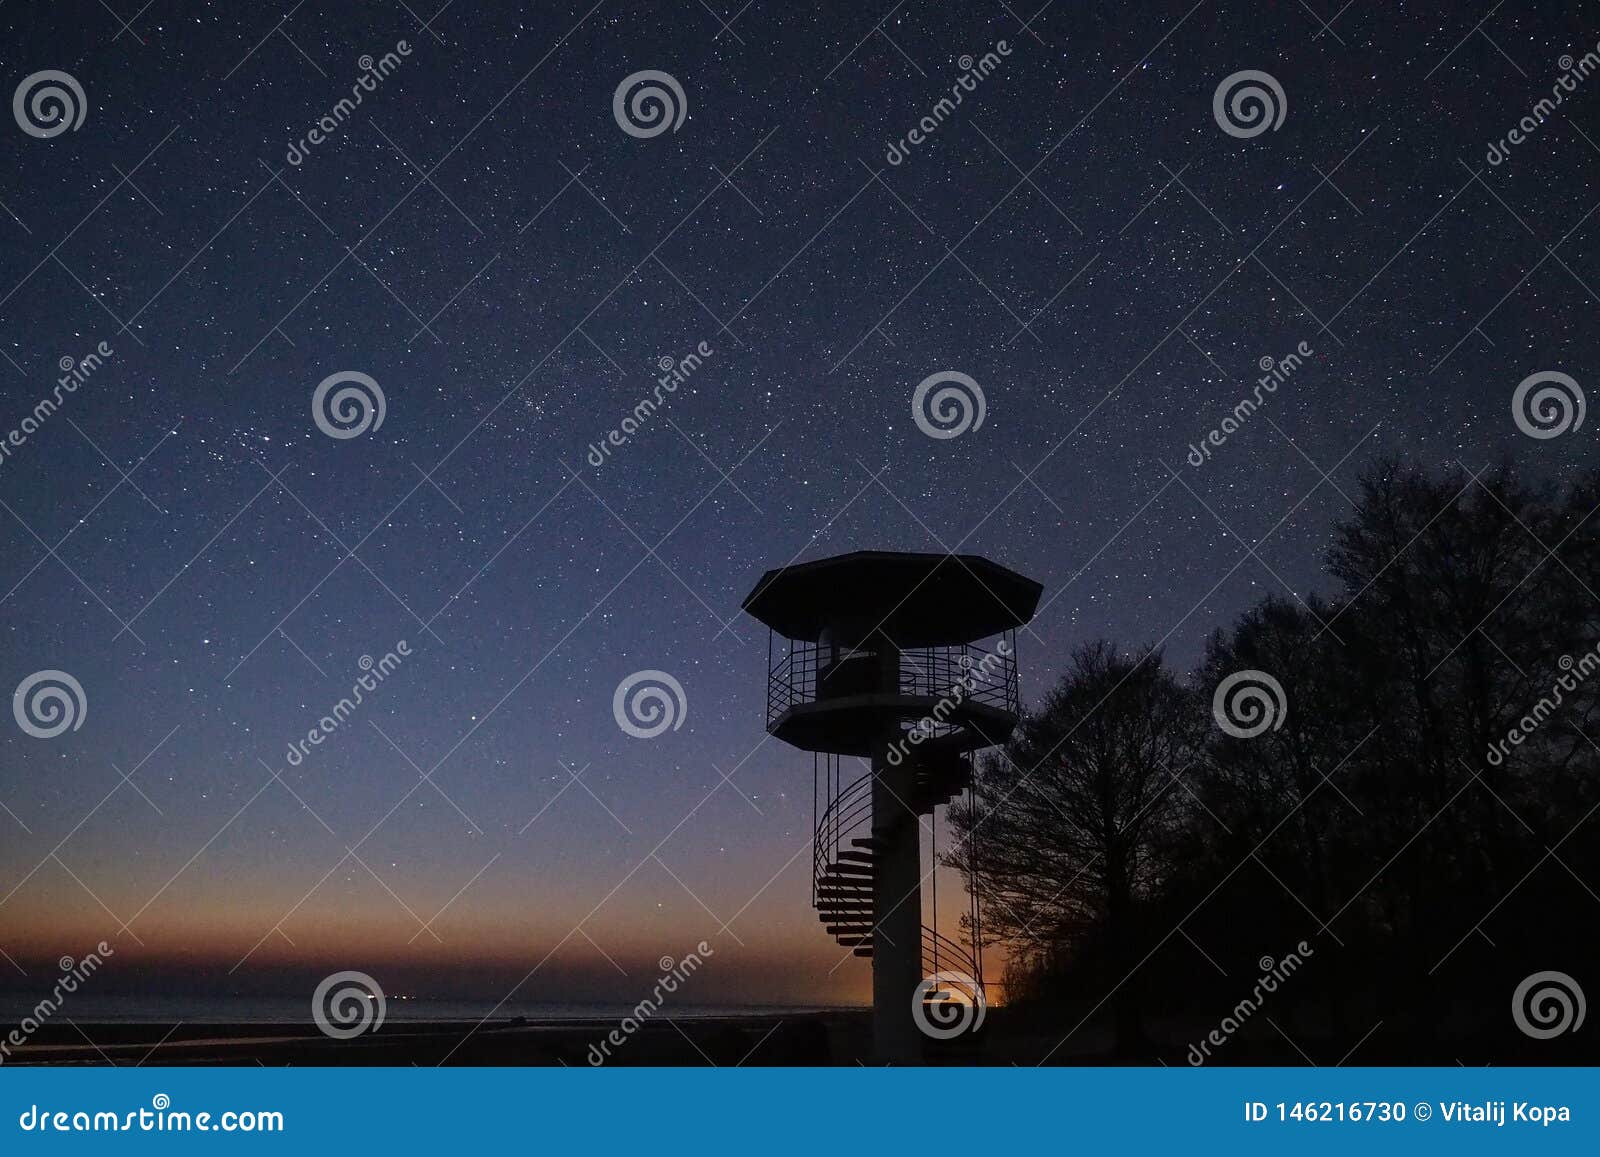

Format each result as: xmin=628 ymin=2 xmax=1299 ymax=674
xmin=766 ymin=633 xmax=1018 ymax=732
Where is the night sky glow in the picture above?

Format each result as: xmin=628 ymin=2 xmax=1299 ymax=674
xmin=1 ymin=0 xmax=1596 ymax=1006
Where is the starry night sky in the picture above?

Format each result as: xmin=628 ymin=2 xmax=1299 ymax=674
xmin=1 ymin=0 xmax=1596 ymax=1005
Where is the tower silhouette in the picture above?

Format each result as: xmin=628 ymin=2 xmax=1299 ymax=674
xmin=743 ymin=551 xmax=1041 ymax=1062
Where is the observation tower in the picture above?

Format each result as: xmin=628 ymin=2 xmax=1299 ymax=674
xmin=742 ymin=551 xmax=1041 ymax=1062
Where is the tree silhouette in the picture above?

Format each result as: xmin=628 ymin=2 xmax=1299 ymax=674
xmin=947 ymin=641 xmax=1200 ymax=1053
xmin=949 ymin=458 xmax=1600 ymax=1063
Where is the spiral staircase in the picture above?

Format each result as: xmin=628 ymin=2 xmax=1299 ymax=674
xmin=811 ymin=743 xmax=984 ymax=992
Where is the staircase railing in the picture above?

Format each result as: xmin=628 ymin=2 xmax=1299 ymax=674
xmin=812 ymin=771 xmax=872 ymax=904
xmin=922 ymin=924 xmax=983 ymax=988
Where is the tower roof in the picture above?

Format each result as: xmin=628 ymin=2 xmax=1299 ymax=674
xmin=741 ymin=550 xmax=1041 ymax=646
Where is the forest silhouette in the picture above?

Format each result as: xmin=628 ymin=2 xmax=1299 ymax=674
xmin=949 ymin=458 xmax=1599 ymax=1064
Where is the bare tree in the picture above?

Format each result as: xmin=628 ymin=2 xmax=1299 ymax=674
xmin=947 ymin=642 xmax=1200 ymax=1051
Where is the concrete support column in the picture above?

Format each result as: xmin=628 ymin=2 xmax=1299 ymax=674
xmin=869 ymin=637 xmax=922 ymax=1064
xmin=870 ymin=744 xmax=924 ymax=1064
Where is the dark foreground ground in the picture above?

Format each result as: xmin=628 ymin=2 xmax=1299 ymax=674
xmin=5 ymin=1007 xmax=1595 ymax=1065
